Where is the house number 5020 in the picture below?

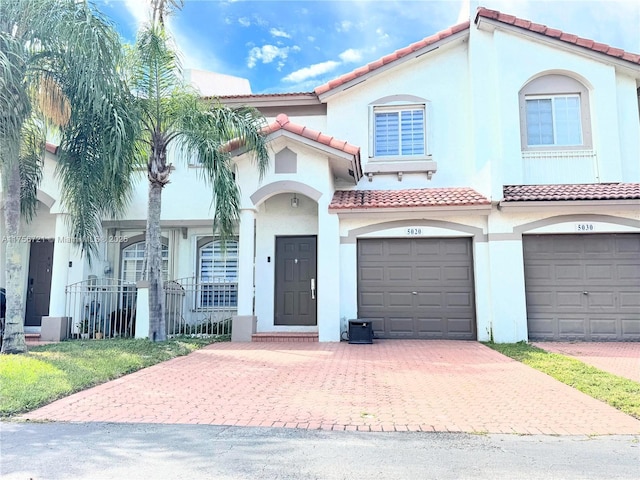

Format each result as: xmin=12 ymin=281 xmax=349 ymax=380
xmin=406 ymin=228 xmax=423 ymax=235
xmin=576 ymin=223 xmax=595 ymax=232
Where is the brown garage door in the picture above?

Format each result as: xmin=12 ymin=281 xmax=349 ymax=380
xmin=523 ymin=234 xmax=640 ymax=341
xmin=357 ymin=238 xmax=476 ymax=339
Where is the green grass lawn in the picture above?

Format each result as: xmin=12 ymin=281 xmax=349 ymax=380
xmin=0 ymin=336 xmax=228 ymax=417
xmin=486 ymin=342 xmax=640 ymax=420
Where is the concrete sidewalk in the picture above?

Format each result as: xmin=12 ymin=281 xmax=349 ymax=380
xmin=533 ymin=342 xmax=640 ymax=383
xmin=20 ymin=341 xmax=640 ymax=435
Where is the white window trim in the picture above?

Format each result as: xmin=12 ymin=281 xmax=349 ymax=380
xmin=369 ymin=104 xmax=429 ymax=159
xmin=525 ymin=94 xmax=583 ymax=147
xmin=196 ymin=237 xmax=239 ymax=310
xmin=120 ymin=240 xmax=169 ymax=284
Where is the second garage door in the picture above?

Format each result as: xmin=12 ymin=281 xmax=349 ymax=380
xmin=357 ymin=238 xmax=476 ymax=339
xmin=524 ymin=234 xmax=640 ymax=341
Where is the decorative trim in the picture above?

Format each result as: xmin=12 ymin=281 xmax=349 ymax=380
xmin=341 ymin=219 xmax=487 ymax=244
xmin=250 ymin=181 xmax=323 ymax=207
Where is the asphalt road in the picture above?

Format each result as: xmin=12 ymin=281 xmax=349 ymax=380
xmin=1 ymin=422 xmax=638 ymax=479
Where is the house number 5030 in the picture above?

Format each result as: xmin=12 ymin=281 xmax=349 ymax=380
xmin=576 ymin=223 xmax=595 ymax=232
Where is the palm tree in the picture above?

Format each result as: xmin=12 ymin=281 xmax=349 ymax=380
xmin=0 ymin=0 xmax=138 ymax=353
xmin=128 ymin=1 xmax=269 ymax=341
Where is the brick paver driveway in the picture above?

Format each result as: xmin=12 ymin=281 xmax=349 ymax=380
xmin=534 ymin=342 xmax=640 ymax=383
xmin=21 ymin=341 xmax=640 ymax=435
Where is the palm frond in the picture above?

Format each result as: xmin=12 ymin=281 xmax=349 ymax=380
xmin=18 ymin=116 xmax=45 ymax=221
xmin=175 ymin=98 xmax=270 ymax=241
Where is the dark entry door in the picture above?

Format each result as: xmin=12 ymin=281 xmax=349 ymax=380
xmin=25 ymin=241 xmax=54 ymax=327
xmin=274 ymin=236 xmax=317 ymax=326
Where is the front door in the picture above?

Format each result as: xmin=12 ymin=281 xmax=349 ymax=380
xmin=25 ymin=241 xmax=54 ymax=327
xmin=274 ymin=236 xmax=317 ymax=326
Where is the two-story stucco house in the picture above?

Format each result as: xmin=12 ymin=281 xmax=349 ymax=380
xmin=3 ymin=7 xmax=639 ymax=343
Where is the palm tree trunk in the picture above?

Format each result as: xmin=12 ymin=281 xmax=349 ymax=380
xmin=2 ymin=159 xmax=27 ymax=354
xmin=146 ymin=146 xmax=168 ymax=342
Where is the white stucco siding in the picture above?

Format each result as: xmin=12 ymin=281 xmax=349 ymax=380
xmin=235 ymin=136 xmax=337 ymax=209
xmin=491 ymin=29 xmax=627 ymax=185
xmin=615 ymin=74 xmax=640 ymax=181
xmin=325 ymin=41 xmax=475 ymax=189
xmin=39 ymin=153 xmax=62 ymax=206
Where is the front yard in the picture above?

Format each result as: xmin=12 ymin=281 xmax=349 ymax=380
xmin=0 ymin=336 xmax=228 ymax=417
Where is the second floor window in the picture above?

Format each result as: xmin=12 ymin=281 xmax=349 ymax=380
xmin=526 ymin=95 xmax=582 ymax=147
xmin=374 ymin=106 xmax=426 ymax=157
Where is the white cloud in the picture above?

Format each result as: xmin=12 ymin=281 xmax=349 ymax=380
xmin=283 ymin=60 xmax=340 ymax=83
xmin=238 ymin=17 xmax=251 ymax=27
xmin=247 ymin=45 xmax=293 ymax=68
xmin=123 ymin=0 xmax=149 ymax=27
xmin=270 ymin=28 xmax=291 ymax=39
xmin=339 ymin=48 xmax=363 ymax=63
xmin=337 ymin=20 xmax=353 ymax=32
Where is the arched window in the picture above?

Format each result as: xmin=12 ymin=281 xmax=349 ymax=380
xmin=121 ymin=241 xmax=168 ymax=283
xmin=197 ymin=238 xmax=238 ymax=308
xmin=519 ymin=74 xmax=592 ymax=150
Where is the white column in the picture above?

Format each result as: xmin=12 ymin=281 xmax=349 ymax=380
xmin=473 ymin=240 xmax=492 ymax=342
xmin=487 ymin=238 xmax=528 ymax=343
xmin=317 ymin=205 xmax=341 ymax=342
xmin=135 ymin=281 xmax=149 ymax=339
xmin=48 ymin=214 xmax=72 ymax=316
xmin=237 ymin=208 xmax=256 ymax=316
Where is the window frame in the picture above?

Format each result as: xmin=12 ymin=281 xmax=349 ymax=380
xmin=120 ymin=237 xmax=169 ymax=284
xmin=368 ymin=95 xmax=431 ymax=160
xmin=519 ymin=74 xmax=592 ymax=151
xmin=525 ymin=94 xmax=583 ymax=147
xmin=196 ymin=237 xmax=239 ymax=309
xmin=372 ymin=105 xmax=427 ymax=158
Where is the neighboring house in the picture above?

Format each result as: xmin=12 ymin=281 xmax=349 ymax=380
xmin=1 ymin=7 xmax=639 ymax=343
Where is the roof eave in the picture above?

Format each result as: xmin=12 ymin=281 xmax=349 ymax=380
xmin=475 ymin=16 xmax=640 ymax=78
xmin=498 ymin=199 xmax=640 ymax=211
xmin=329 ymin=203 xmax=492 ymax=216
xmin=317 ymin=29 xmax=470 ymax=101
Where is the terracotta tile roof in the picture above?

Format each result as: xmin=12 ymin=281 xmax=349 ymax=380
xmin=329 ymin=187 xmax=490 ymax=210
xmin=476 ymin=7 xmax=640 ymax=65
xmin=45 ymin=142 xmax=58 ymax=154
xmin=502 ymin=183 xmax=640 ymax=202
xmin=218 ymin=92 xmax=316 ymax=100
xmin=314 ymin=21 xmax=470 ymax=96
xmin=263 ymin=113 xmax=360 ymax=157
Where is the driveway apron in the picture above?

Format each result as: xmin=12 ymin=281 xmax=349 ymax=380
xmin=21 ymin=341 xmax=640 ymax=435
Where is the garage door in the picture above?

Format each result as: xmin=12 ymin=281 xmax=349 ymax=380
xmin=357 ymin=238 xmax=476 ymax=339
xmin=523 ymin=234 xmax=640 ymax=341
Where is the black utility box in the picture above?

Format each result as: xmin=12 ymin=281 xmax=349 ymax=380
xmin=348 ymin=320 xmax=373 ymax=344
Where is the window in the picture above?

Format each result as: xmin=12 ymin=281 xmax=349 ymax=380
xmin=121 ymin=241 xmax=169 ymax=283
xmin=526 ymin=95 xmax=582 ymax=146
xmin=519 ymin=74 xmax=591 ymax=150
xmin=374 ymin=106 xmax=426 ymax=157
xmin=198 ymin=239 xmax=238 ymax=308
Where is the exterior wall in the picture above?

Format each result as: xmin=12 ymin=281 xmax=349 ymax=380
xmin=487 ymin=29 xmax=636 ymax=185
xmin=325 ymin=40 xmax=475 ymax=191
xmin=6 ymin=16 xmax=639 ymax=342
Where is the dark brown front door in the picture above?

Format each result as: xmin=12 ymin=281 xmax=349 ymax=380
xmin=25 ymin=241 xmax=54 ymax=327
xmin=274 ymin=236 xmax=317 ymax=326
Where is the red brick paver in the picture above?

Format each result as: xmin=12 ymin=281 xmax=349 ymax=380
xmin=534 ymin=342 xmax=640 ymax=383
xmin=21 ymin=341 xmax=640 ymax=435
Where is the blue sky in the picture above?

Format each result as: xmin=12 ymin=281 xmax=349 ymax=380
xmin=99 ymin=1 xmax=640 ymax=94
